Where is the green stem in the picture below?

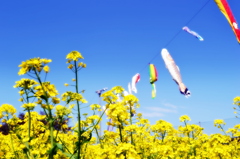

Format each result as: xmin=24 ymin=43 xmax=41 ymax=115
xmin=119 ymin=126 xmax=123 ymax=142
xmin=10 ymin=132 xmax=18 ymax=159
xmin=129 ymin=105 xmax=134 ymax=145
xmin=24 ymin=89 xmax=31 ymax=141
xmin=27 ymin=109 xmax=31 ymax=140
xmin=43 ymin=108 xmax=48 ymax=118
xmin=219 ymin=154 xmax=222 ymax=159
xmin=58 ymin=137 xmax=72 ymax=154
xmin=90 ymin=108 xmax=108 ymax=134
xmin=25 ymin=152 xmax=31 ymax=159
xmin=184 ymin=121 xmax=190 ymax=137
xmin=220 ymin=125 xmax=227 ymax=135
xmin=74 ymin=61 xmax=81 ymax=159
xmin=117 ymin=116 xmax=123 ymax=143
xmin=94 ymin=126 xmax=103 ymax=149
xmin=161 ymin=130 xmax=166 ymax=142
xmin=192 ymin=131 xmax=195 ymax=139
xmin=50 ymin=118 xmax=54 ymax=156
xmin=55 ymin=118 xmax=63 ymax=139
xmin=33 ymin=69 xmax=54 ymax=159
xmin=7 ymin=116 xmax=19 ymax=159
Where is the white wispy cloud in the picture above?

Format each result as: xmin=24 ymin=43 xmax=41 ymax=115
xmin=147 ymin=106 xmax=177 ymax=113
xmin=139 ymin=111 xmax=165 ymax=117
xmin=162 ymin=103 xmax=177 ymax=109
xmin=140 ymin=101 xmax=180 ymax=118
xmin=162 ymin=101 xmax=186 ymax=109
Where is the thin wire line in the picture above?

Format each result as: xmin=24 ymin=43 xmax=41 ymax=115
xmin=165 ymin=0 xmax=211 ymax=48
xmin=185 ymin=0 xmax=212 ymax=26
xmin=138 ymin=0 xmax=211 ymax=74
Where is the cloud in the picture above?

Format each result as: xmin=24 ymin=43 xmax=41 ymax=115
xmin=147 ymin=106 xmax=177 ymax=113
xmin=162 ymin=101 xmax=187 ymax=109
xmin=140 ymin=102 xmax=179 ymax=118
xmin=140 ymin=111 xmax=165 ymax=118
xmin=140 ymin=103 xmax=177 ymax=118
xmin=162 ymin=103 xmax=177 ymax=109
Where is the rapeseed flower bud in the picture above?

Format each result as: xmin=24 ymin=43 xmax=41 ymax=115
xmin=68 ymin=64 xmax=73 ymax=69
xmin=90 ymin=104 xmax=101 ymax=110
xmin=35 ymin=99 xmax=42 ymax=104
xmin=18 ymin=90 xmax=24 ymax=96
xmin=43 ymin=65 xmax=50 ymax=73
xmin=52 ymin=97 xmax=60 ymax=104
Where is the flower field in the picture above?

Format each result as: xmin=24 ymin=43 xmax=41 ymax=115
xmin=0 ymin=51 xmax=240 ymax=159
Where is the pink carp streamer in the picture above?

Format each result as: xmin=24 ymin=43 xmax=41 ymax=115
xmin=182 ymin=26 xmax=204 ymax=41
xmin=131 ymin=73 xmax=140 ymax=93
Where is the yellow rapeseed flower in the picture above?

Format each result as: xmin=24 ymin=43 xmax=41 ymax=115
xmin=13 ymin=78 xmax=38 ymax=89
xmin=112 ymin=86 xmax=124 ymax=94
xmin=61 ymin=91 xmax=87 ymax=103
xmin=233 ymin=96 xmax=240 ymax=106
xmin=214 ymin=119 xmax=226 ymax=127
xmin=66 ymin=51 xmax=84 ymax=61
xmin=179 ymin=115 xmax=191 ymax=122
xmin=34 ymin=82 xmax=58 ymax=97
xmin=55 ymin=105 xmax=71 ymax=117
xmin=0 ymin=104 xmax=16 ymax=115
xmin=21 ymin=103 xmax=36 ymax=110
xmin=18 ymin=57 xmax=52 ymax=75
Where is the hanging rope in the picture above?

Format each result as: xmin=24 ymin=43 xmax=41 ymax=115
xmin=138 ymin=0 xmax=211 ymax=74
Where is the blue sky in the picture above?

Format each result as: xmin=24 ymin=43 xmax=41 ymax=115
xmin=0 ymin=0 xmax=240 ymax=133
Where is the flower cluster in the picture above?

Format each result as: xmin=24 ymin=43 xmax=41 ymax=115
xmin=233 ymin=96 xmax=240 ymax=118
xmin=0 ymin=52 xmax=239 ymax=159
xmin=18 ymin=57 xmax=51 ymax=75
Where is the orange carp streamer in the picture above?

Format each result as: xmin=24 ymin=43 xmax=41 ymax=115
xmin=214 ymin=0 xmax=240 ymax=43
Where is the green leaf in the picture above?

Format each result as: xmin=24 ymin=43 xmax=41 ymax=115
xmin=40 ymin=95 xmax=48 ymax=102
xmin=47 ymin=144 xmax=58 ymax=155
xmin=63 ymin=152 xmax=75 ymax=158
xmin=27 ymin=96 xmax=36 ymax=98
xmin=56 ymin=143 xmax=63 ymax=151
xmin=66 ymin=98 xmax=72 ymax=104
